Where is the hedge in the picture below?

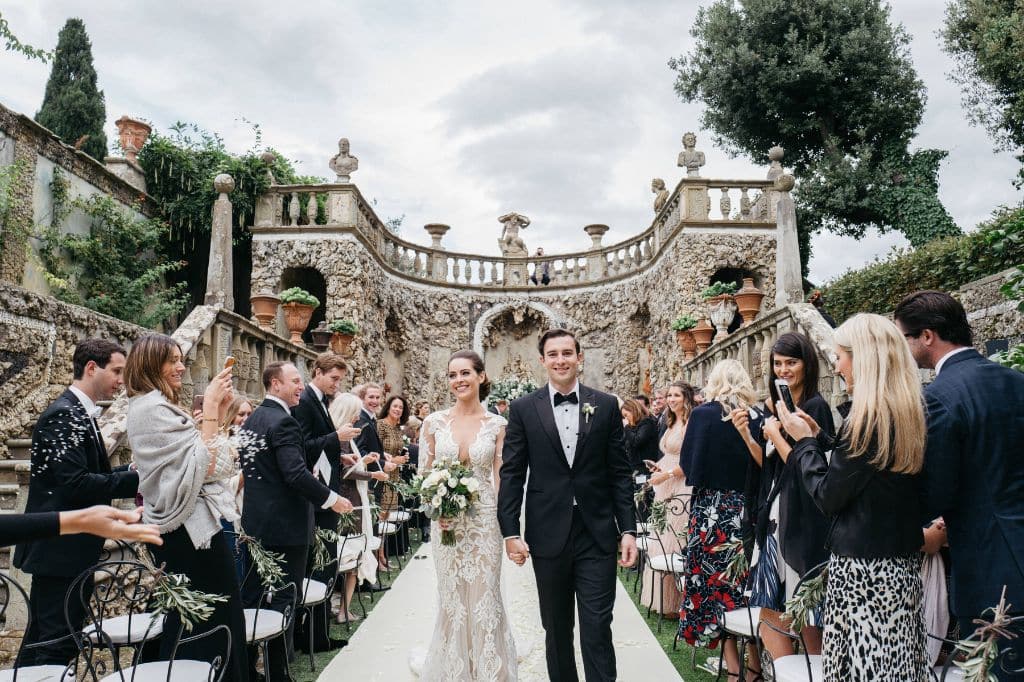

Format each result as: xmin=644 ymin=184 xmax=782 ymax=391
xmin=820 ymin=206 xmax=1024 ymax=323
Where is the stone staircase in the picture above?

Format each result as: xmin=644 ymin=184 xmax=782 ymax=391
xmin=0 ymin=438 xmax=31 ymax=570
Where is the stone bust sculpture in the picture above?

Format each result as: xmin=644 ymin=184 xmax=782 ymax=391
xmin=651 ymin=178 xmax=669 ymax=213
xmin=497 ymin=212 xmax=530 ymax=258
xmin=329 ymin=137 xmax=359 ymax=182
xmin=677 ymin=132 xmax=705 ymax=177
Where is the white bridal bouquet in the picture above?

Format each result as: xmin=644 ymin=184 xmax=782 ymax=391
xmin=406 ymin=458 xmax=481 ymax=546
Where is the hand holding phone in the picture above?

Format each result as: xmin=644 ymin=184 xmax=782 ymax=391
xmin=643 ymin=459 xmax=661 ymax=472
xmin=774 ymin=379 xmax=797 ymax=413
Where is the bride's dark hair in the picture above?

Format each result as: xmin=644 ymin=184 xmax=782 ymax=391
xmin=448 ymin=350 xmax=491 ymax=401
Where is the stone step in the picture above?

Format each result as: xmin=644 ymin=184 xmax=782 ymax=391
xmin=0 ymin=484 xmax=20 ymax=510
xmin=0 ymin=459 xmax=31 ymax=484
xmin=4 ymin=439 xmax=32 ymax=461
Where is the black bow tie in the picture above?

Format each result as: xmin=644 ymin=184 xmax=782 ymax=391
xmin=554 ymin=391 xmax=578 ymax=407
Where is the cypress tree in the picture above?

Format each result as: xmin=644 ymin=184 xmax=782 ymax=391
xmin=35 ymin=18 xmax=107 ymax=161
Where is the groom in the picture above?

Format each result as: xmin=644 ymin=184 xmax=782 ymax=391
xmin=499 ymin=328 xmax=637 ymax=682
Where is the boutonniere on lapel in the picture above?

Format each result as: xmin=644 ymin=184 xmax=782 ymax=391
xmin=582 ymin=402 xmax=596 ymax=423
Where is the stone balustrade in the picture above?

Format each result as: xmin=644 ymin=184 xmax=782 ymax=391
xmin=250 ymin=174 xmax=779 ymax=291
xmin=680 ymin=303 xmax=845 ymax=409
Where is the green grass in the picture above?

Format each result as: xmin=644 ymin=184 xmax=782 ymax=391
xmin=291 ymin=539 xmax=422 ymax=682
xmin=616 ymin=567 xmax=719 ymax=682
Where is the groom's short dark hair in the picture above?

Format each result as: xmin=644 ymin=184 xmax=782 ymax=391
xmin=73 ymin=338 xmax=126 ymax=379
xmin=538 ymin=329 xmax=580 ymax=355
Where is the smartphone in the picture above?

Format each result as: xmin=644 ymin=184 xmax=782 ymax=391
xmin=224 ymin=356 xmax=235 ymax=370
xmin=192 ymin=394 xmax=204 ymax=413
xmin=643 ymin=459 xmax=659 ymax=471
xmin=774 ymin=379 xmax=797 ymax=413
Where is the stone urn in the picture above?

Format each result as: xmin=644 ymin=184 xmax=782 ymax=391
xmin=310 ymin=322 xmax=332 ymax=351
xmin=282 ymin=302 xmax=315 ymax=345
xmin=114 ymin=116 xmax=152 ymax=163
xmin=692 ymin=319 xmax=714 ymax=354
xmin=250 ymin=292 xmax=281 ymax=331
xmin=330 ymin=332 xmax=356 ymax=357
xmin=675 ymin=330 xmax=697 ymax=361
xmin=707 ymin=294 xmax=738 ymax=343
xmin=734 ymin=277 xmax=765 ymax=327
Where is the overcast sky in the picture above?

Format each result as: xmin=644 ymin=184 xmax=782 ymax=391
xmin=1 ymin=0 xmax=1020 ymax=283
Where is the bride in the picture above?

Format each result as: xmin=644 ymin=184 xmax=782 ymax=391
xmin=416 ymin=349 xmax=518 ymax=681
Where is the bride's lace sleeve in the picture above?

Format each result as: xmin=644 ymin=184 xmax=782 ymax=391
xmin=418 ymin=413 xmax=437 ymax=475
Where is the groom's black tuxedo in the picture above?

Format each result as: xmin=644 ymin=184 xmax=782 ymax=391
xmin=499 ymin=383 xmax=635 ymax=682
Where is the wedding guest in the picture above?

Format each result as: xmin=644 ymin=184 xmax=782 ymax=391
xmin=895 ymin=290 xmax=1024 ymax=673
xmin=2 ymin=505 xmax=159 ymax=549
xmin=329 ymin=393 xmax=389 ymax=623
xmin=377 ymin=395 xmax=411 ymax=556
xmin=530 ymin=247 xmax=550 ymax=285
xmin=776 ymin=313 xmax=929 ymax=681
xmin=651 ymin=387 xmax=668 ymax=439
xmin=750 ymin=332 xmax=834 ymax=661
xmin=621 ymin=398 xmax=658 ymax=474
xmin=238 ymin=362 xmax=353 ymax=681
xmin=16 ymin=339 xmax=140 ymax=666
xmin=291 ymin=352 xmax=360 ymax=653
xmin=220 ymin=395 xmax=253 ymax=584
xmin=679 ymin=359 xmax=761 ymax=678
xmin=124 ymin=334 xmax=248 ymax=682
xmin=808 ymin=290 xmax=837 ymax=328
xmin=640 ymin=380 xmax=695 ymax=616
xmin=352 ymin=383 xmax=395 ymax=584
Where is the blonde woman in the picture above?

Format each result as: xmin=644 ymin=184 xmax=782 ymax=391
xmin=775 ymin=313 xmax=928 ymax=681
xmin=678 ymin=359 xmax=762 ymax=679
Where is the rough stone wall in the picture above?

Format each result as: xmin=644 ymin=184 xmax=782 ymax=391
xmin=0 ymin=285 xmax=148 ymax=456
xmin=251 ymin=228 xmax=778 ymax=406
xmin=955 ymin=268 xmax=1024 ymax=352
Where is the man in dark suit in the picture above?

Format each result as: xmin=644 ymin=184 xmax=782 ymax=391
xmin=15 ymin=338 xmax=139 ymax=665
xmin=352 ymin=382 xmax=399 ymax=584
xmin=239 ymin=362 xmax=353 ymax=682
xmin=290 ymin=352 xmax=360 ymax=652
xmin=499 ymin=329 xmax=637 ymax=682
xmin=896 ymin=290 xmax=1024 ymax=676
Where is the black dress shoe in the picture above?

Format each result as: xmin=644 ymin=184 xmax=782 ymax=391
xmin=359 ymin=582 xmax=390 ymax=593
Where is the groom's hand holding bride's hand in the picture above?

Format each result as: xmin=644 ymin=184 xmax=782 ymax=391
xmin=504 ymin=537 xmax=530 ymax=566
xmin=618 ymin=533 xmax=638 ymax=568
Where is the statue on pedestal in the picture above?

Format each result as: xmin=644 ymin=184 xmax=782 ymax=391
xmin=677 ymin=132 xmax=705 ymax=177
xmin=497 ymin=212 xmax=530 ymax=258
xmin=329 ymin=137 xmax=359 ymax=182
xmin=651 ymin=178 xmax=669 ymax=213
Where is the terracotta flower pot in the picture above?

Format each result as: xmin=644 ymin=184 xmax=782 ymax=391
xmin=676 ymin=330 xmax=697 ymax=360
xmin=114 ymin=116 xmax=152 ymax=163
xmin=250 ymin=292 xmax=281 ymax=332
xmin=734 ymin=277 xmax=765 ymax=327
xmin=281 ymin=302 xmax=315 ymax=345
xmin=330 ymin=332 xmax=356 ymax=357
xmin=692 ymin=319 xmax=714 ymax=354
xmin=707 ymin=294 xmax=738 ymax=343
xmin=310 ymin=322 xmax=332 ymax=351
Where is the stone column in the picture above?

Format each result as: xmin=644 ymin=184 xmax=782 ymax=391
xmin=327 ymin=186 xmax=356 ymax=226
xmin=681 ymin=180 xmax=710 ymax=221
xmin=584 ymin=224 xmax=609 ymax=281
xmin=424 ymin=223 xmax=450 ymax=281
xmin=204 ymin=174 xmax=235 ymax=310
xmin=774 ymin=174 xmax=803 ymax=306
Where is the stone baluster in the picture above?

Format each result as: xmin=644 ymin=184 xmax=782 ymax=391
xmin=288 ymin=191 xmax=301 ymax=226
xmin=719 ymin=188 xmax=732 ymax=220
xmin=305 ymin=192 xmax=318 ymax=224
xmin=739 ymin=187 xmax=751 ymax=221
xmin=476 ymin=260 xmax=485 ymax=284
xmin=489 ymin=261 xmax=498 ymax=285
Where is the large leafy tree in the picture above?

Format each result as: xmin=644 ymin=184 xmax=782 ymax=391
xmin=669 ymin=0 xmax=960 ymax=264
xmin=35 ymin=18 xmax=107 ymax=161
xmin=942 ymin=0 xmax=1024 ymax=186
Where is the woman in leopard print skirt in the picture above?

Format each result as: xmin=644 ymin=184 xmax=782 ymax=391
xmin=774 ymin=314 xmax=929 ymax=682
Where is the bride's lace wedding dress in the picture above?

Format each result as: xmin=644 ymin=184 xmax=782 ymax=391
xmin=416 ymin=410 xmax=518 ymax=681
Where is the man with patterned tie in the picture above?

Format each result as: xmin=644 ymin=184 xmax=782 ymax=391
xmin=291 ymin=352 xmax=360 ymax=652
xmin=15 ymin=338 xmax=140 ymax=666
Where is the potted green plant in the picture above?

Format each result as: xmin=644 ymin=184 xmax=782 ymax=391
xmin=279 ymin=287 xmax=320 ymax=345
xmin=702 ymin=281 xmax=739 ymax=343
xmin=327 ymin=318 xmax=360 ymax=356
xmin=670 ymin=314 xmax=698 ymax=360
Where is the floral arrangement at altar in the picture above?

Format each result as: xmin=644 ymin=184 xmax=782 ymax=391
xmin=487 ymin=376 xmax=539 ymax=407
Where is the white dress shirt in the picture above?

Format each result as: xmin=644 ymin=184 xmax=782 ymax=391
xmin=69 ymin=385 xmax=104 ymax=446
xmin=548 ymin=382 xmax=580 ymax=468
xmin=266 ymin=394 xmax=338 ymax=510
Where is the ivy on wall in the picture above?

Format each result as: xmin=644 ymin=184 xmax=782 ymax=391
xmin=36 ymin=168 xmax=188 ymax=328
xmin=820 ymin=205 xmax=1024 ymax=322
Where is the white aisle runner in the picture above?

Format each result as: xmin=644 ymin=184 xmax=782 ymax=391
xmin=318 ymin=543 xmax=681 ymax=681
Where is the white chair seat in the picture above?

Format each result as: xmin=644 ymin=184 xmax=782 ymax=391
xmin=387 ymin=510 xmax=411 ymax=522
xmin=636 ymin=522 xmax=651 ymax=536
xmin=98 ymin=660 xmax=213 ymax=682
xmin=635 ymin=536 xmax=651 ymax=552
xmin=0 ymin=665 xmax=70 ymax=681
xmin=243 ymin=608 xmax=286 ymax=642
xmin=723 ymin=606 xmax=762 ymax=638
xmin=301 ymin=578 xmax=329 ymax=605
xmin=84 ymin=612 xmax=163 ymax=644
xmin=773 ymin=653 xmax=822 ymax=682
xmin=648 ymin=553 xmax=687 ymax=573
xmin=378 ymin=521 xmax=397 ymax=535
xmin=934 ymin=666 xmax=965 ymax=681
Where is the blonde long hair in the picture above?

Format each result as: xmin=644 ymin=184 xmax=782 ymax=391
xmin=329 ymin=393 xmax=364 ymax=431
xmin=834 ymin=314 xmax=925 ymax=474
xmin=703 ymin=359 xmax=758 ymax=415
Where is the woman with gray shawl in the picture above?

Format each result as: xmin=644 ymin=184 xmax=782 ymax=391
xmin=125 ymin=334 xmax=248 ymax=682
